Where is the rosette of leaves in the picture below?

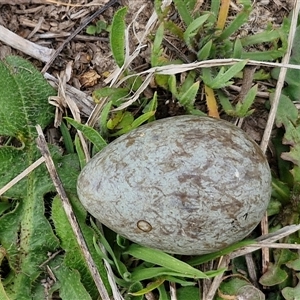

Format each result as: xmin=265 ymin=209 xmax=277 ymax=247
xmin=0 ymin=56 xmax=110 ymax=299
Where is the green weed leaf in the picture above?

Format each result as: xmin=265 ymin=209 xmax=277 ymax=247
xmin=65 ymin=117 xmax=107 ymax=152
xmin=91 ymin=221 xmax=130 ymax=281
xmin=259 ymin=263 xmax=288 ymax=286
xmin=197 ymin=39 xmax=213 ymax=60
xmin=179 ymin=81 xmax=200 ymax=108
xmin=0 ymin=56 xmax=55 ymax=142
xmin=173 ymin=0 xmax=193 ymax=26
xmin=112 ymin=111 xmax=155 ymax=136
xmin=241 ymin=28 xmax=282 ymax=46
xmin=93 ymin=87 xmax=129 ymax=105
xmin=110 ymin=6 xmax=128 ymax=67
xmin=50 ymin=256 xmax=93 ymax=300
xmin=177 ymin=287 xmax=200 ymax=300
xmin=0 ymin=56 xmax=59 ymax=299
xmin=205 ymin=60 xmax=248 ymax=89
xmin=272 ymin=24 xmax=300 ymax=101
xmin=183 ymin=14 xmax=210 ymax=48
xmin=129 ymin=278 xmax=165 ymax=296
xmin=51 ymin=195 xmax=111 ymax=298
xmin=274 ymin=93 xmax=298 ymax=127
xmin=235 ymin=84 xmax=257 ymax=117
xmin=282 ymin=274 xmax=300 ymax=300
xmin=125 ymin=244 xmax=208 ymax=279
xmin=151 ymin=22 xmax=165 ymax=66
xmin=217 ymin=2 xmax=251 ymax=41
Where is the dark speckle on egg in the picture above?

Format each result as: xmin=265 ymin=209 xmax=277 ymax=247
xmin=77 ymin=115 xmax=272 ymax=255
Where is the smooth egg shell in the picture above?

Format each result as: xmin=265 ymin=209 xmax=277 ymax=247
xmin=77 ymin=115 xmax=271 ymax=255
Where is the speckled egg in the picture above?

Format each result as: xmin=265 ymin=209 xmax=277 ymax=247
xmin=77 ymin=115 xmax=271 ymax=255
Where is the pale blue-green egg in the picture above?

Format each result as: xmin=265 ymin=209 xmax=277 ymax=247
xmin=77 ymin=115 xmax=271 ymax=255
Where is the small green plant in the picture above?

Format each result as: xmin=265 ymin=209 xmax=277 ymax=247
xmin=0 ymin=56 xmax=111 ymax=299
xmin=86 ymin=20 xmax=108 ymax=35
xmin=151 ymin=0 xmax=289 ymax=117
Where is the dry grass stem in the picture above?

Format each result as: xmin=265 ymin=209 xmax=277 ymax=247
xmin=35 ymin=125 xmax=111 ymax=300
xmin=0 ymin=25 xmax=55 ymax=62
xmin=0 ymin=156 xmax=45 ymax=196
xmin=230 ymin=224 xmax=300 ymax=259
xmin=204 ymin=256 xmax=229 ymax=300
xmin=259 ymin=0 xmax=300 ymax=274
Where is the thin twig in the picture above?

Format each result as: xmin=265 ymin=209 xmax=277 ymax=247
xmin=35 ymin=125 xmax=111 ymax=300
xmin=0 ymin=157 xmax=45 ymax=196
xmin=230 ymin=224 xmax=300 ymax=259
xmin=41 ymin=0 xmax=120 ymax=74
xmin=204 ymin=256 xmax=229 ymax=300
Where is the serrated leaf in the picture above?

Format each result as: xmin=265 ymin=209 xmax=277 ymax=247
xmin=110 ymin=7 xmax=128 ymax=67
xmin=177 ymin=287 xmax=200 ymax=300
xmin=50 ymin=256 xmax=93 ymax=300
xmin=0 ymin=56 xmax=55 ymax=142
xmin=51 ymin=195 xmax=111 ymax=298
xmin=179 ymin=81 xmax=199 ymax=107
xmin=0 ymin=281 xmax=10 ymax=300
xmin=0 ymin=162 xmax=60 ymax=299
xmin=0 ymin=56 xmax=60 ymax=299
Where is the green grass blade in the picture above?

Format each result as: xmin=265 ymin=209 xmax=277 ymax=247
xmin=125 ymin=244 xmax=208 ymax=279
xmin=241 ymin=49 xmax=285 ymax=61
xmin=90 ymin=220 xmax=131 ymax=281
xmin=129 ymin=278 xmax=165 ymax=296
xmin=60 ymin=121 xmax=74 ymax=153
xmin=233 ymin=38 xmax=243 ymax=58
xmin=187 ymin=240 xmax=255 ymax=266
xmin=217 ymin=9 xmax=250 ymax=41
xmin=99 ymin=100 xmax=113 ymax=138
xmin=210 ymin=0 xmax=220 ymax=17
xmin=197 ymin=39 xmax=213 ymax=60
xmin=65 ymin=117 xmax=107 ymax=152
xmin=74 ymin=134 xmax=86 ymax=169
xmin=241 ymin=29 xmax=281 ymax=46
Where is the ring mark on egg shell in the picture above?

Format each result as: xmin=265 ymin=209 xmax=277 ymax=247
xmin=137 ymin=220 xmax=152 ymax=232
